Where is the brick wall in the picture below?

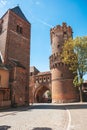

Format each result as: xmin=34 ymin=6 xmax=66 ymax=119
xmin=29 ymin=76 xmax=35 ymax=103
xmin=11 ymin=67 xmax=27 ymax=106
xmin=0 ymin=9 xmax=31 ymax=105
xmin=0 ymin=7 xmax=31 ymax=107
xmin=0 ymin=12 xmax=9 ymax=59
xmin=50 ymin=23 xmax=79 ymax=103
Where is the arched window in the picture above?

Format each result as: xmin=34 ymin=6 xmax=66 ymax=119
xmin=0 ymin=20 xmax=3 ymax=34
xmin=0 ymin=75 xmax=1 ymax=86
xmin=16 ymin=25 xmax=23 ymax=34
xmin=0 ymin=51 xmax=4 ymax=63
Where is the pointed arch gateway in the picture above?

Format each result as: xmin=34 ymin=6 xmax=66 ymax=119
xmin=34 ymin=85 xmax=52 ymax=103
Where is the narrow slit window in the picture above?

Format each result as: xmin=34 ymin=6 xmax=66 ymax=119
xmin=16 ymin=25 xmax=23 ymax=34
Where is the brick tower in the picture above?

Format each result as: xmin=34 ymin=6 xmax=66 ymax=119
xmin=50 ymin=23 xmax=79 ymax=103
xmin=0 ymin=6 xmax=31 ymax=105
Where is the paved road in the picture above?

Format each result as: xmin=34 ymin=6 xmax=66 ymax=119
xmin=0 ymin=104 xmax=67 ymax=130
xmin=0 ymin=103 xmax=87 ymax=130
xmin=65 ymin=103 xmax=87 ymax=130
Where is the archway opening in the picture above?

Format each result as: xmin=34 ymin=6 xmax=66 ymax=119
xmin=35 ymin=86 xmax=52 ymax=103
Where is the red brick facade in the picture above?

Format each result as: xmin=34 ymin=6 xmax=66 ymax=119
xmin=0 ymin=6 xmax=80 ymax=107
xmin=29 ymin=67 xmax=51 ymax=103
xmin=0 ymin=66 xmax=11 ymax=108
xmin=50 ymin=23 xmax=79 ymax=103
xmin=10 ymin=66 xmax=27 ymax=106
xmin=0 ymin=6 xmax=31 ymax=107
xmin=29 ymin=23 xmax=79 ymax=104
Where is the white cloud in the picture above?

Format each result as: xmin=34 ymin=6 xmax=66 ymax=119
xmin=0 ymin=0 xmax=7 ymax=6
xmin=0 ymin=0 xmax=8 ymax=17
xmin=36 ymin=1 xmax=40 ymax=5
xmin=37 ymin=18 xmax=53 ymax=28
xmin=28 ymin=10 xmax=53 ymax=28
xmin=30 ymin=0 xmax=40 ymax=6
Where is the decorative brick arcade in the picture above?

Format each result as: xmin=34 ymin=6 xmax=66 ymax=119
xmin=29 ymin=67 xmax=51 ymax=103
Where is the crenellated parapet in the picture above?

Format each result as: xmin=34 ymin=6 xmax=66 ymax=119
xmin=49 ymin=22 xmax=79 ymax=103
xmin=49 ymin=59 xmax=69 ymax=69
xmin=49 ymin=52 xmax=61 ymax=63
xmin=50 ymin=22 xmax=73 ymax=67
xmin=50 ymin=22 xmax=73 ymax=45
xmin=49 ymin=51 xmax=71 ymax=69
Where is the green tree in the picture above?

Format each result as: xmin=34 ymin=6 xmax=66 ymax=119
xmin=47 ymin=90 xmax=51 ymax=98
xmin=61 ymin=36 xmax=87 ymax=102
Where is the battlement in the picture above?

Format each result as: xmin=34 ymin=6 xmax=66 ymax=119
xmin=49 ymin=52 xmax=61 ymax=64
xmin=49 ymin=22 xmax=79 ymax=103
xmin=50 ymin=61 xmax=69 ymax=69
xmin=50 ymin=22 xmax=72 ymax=33
xmin=49 ymin=52 xmax=69 ymax=69
xmin=50 ymin=22 xmax=73 ymax=44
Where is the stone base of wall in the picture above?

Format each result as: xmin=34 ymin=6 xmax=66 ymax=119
xmin=52 ymin=98 xmax=79 ymax=103
xmin=0 ymin=100 xmax=11 ymax=108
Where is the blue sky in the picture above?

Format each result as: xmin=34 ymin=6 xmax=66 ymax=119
xmin=0 ymin=0 xmax=87 ymax=74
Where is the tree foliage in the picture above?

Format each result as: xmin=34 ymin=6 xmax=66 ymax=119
xmin=61 ymin=36 xmax=87 ymax=101
xmin=61 ymin=38 xmax=78 ymax=73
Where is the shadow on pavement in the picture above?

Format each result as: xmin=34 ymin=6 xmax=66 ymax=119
xmin=0 ymin=125 xmax=11 ymax=130
xmin=64 ymin=103 xmax=87 ymax=109
xmin=32 ymin=127 xmax=52 ymax=130
xmin=30 ymin=103 xmax=87 ymax=110
xmin=30 ymin=104 xmax=65 ymax=110
xmin=0 ymin=106 xmax=31 ymax=113
xmin=0 ymin=103 xmax=87 ymax=113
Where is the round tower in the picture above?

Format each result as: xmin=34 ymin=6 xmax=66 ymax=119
xmin=50 ymin=22 xmax=79 ymax=103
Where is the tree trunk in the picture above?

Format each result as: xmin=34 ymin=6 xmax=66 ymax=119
xmin=79 ymin=85 xmax=83 ymax=102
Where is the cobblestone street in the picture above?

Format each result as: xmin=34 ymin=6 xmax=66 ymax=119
xmin=0 ymin=103 xmax=87 ymax=130
xmin=0 ymin=104 xmax=67 ymax=130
